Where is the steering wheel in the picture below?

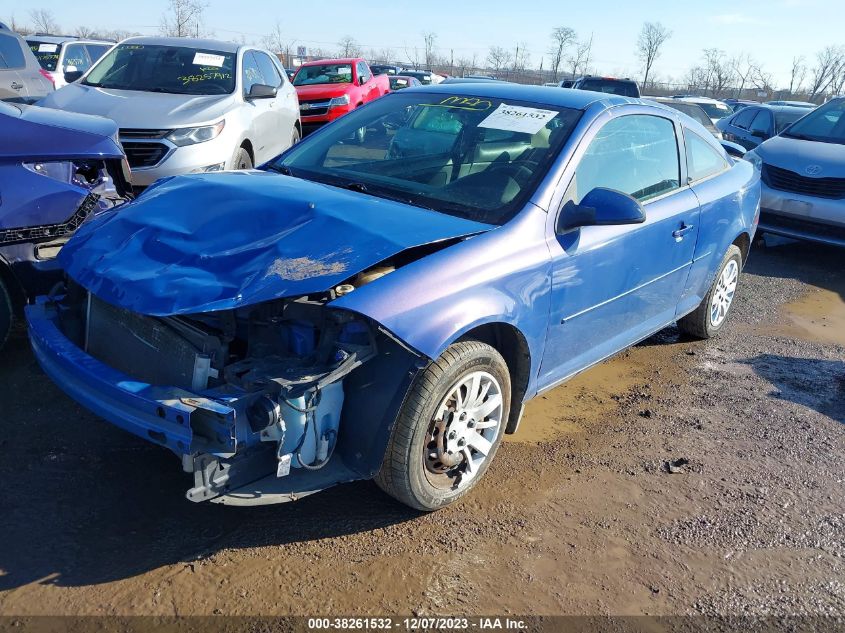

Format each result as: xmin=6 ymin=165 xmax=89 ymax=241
xmin=488 ymin=163 xmax=534 ymax=187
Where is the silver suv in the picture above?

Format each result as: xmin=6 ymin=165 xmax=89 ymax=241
xmin=0 ymin=23 xmax=53 ymax=102
xmin=38 ymin=36 xmax=301 ymax=189
xmin=25 ymin=35 xmax=113 ymax=89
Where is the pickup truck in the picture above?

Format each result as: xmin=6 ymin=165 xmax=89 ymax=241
xmin=292 ymin=58 xmax=390 ymax=135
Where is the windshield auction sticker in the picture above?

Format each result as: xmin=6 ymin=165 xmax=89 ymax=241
xmin=38 ymin=43 xmax=59 ymax=52
xmin=192 ymin=52 xmax=225 ymax=67
xmin=478 ymin=103 xmax=558 ymax=134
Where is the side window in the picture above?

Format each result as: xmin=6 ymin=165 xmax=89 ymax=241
xmin=253 ymin=51 xmax=282 ymax=87
xmin=0 ymin=33 xmax=26 ymax=69
xmin=732 ymin=108 xmax=757 ymax=129
xmin=62 ymin=43 xmax=92 ymax=72
xmin=685 ymin=129 xmax=730 ymax=182
xmin=567 ymin=115 xmax=680 ymax=203
xmin=241 ymin=51 xmax=264 ymax=95
xmin=749 ymin=110 xmax=773 ymax=135
xmin=357 ymin=62 xmax=371 ymax=84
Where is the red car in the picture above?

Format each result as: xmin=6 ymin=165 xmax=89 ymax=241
xmin=293 ymin=58 xmax=390 ymax=135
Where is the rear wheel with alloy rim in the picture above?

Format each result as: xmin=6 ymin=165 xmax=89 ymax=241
xmin=678 ymin=244 xmax=742 ymax=339
xmin=376 ymin=340 xmax=510 ymax=511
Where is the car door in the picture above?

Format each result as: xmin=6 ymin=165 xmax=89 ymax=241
xmin=746 ymin=109 xmax=773 ymax=148
xmin=538 ymin=112 xmax=700 ymax=390
xmin=241 ymin=50 xmax=277 ymax=161
xmin=726 ymin=107 xmax=759 ymax=149
xmin=251 ymin=50 xmax=296 ymax=156
xmin=357 ymin=61 xmax=375 ymax=102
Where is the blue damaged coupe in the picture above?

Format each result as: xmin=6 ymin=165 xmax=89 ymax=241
xmin=26 ymin=85 xmax=760 ymax=511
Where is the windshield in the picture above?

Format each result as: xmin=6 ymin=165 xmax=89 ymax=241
xmin=269 ymin=92 xmax=581 ymax=224
xmin=293 ymin=64 xmax=353 ymax=86
xmin=27 ymin=40 xmax=62 ymax=71
xmin=774 ymin=109 xmax=807 ymax=133
xmin=696 ymin=102 xmax=733 ymax=119
xmin=82 ymin=43 xmax=236 ymax=95
xmin=578 ymin=79 xmax=638 ymax=97
xmin=782 ymin=99 xmax=845 ymax=144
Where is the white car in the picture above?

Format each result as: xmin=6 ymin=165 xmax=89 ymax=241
xmin=676 ymin=96 xmax=733 ymax=125
xmin=26 ymin=35 xmax=114 ymax=89
xmin=38 ymin=36 xmax=301 ymax=189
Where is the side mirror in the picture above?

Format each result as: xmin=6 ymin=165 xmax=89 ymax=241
xmin=64 ymin=69 xmax=84 ymax=83
xmin=359 ymin=76 xmax=367 ymax=86
xmin=720 ymin=140 xmax=746 ymax=158
xmin=556 ymin=187 xmax=645 ymax=234
xmin=247 ymin=83 xmax=277 ymax=99
xmin=750 ymin=129 xmax=769 ymax=140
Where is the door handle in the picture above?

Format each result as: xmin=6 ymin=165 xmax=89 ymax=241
xmin=10 ymin=82 xmax=23 ymax=90
xmin=672 ymin=223 xmax=695 ymax=240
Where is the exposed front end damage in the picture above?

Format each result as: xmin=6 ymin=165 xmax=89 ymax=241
xmin=27 ymin=280 xmax=423 ymax=505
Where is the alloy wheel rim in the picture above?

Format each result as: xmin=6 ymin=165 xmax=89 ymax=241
xmin=710 ymin=259 xmax=739 ymax=327
xmin=424 ymin=371 xmax=503 ymax=490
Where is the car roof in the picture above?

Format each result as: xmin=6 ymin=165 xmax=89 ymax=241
xmin=119 ymin=35 xmax=242 ymax=53
xmin=26 ymin=34 xmax=113 ymax=44
xmin=737 ymin=104 xmax=810 ymax=115
xmin=408 ymin=82 xmax=635 ymax=111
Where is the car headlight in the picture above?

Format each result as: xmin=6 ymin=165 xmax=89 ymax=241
xmin=328 ymin=95 xmax=350 ymax=107
xmin=743 ymin=149 xmax=763 ymax=171
xmin=167 ymin=120 xmax=225 ymax=147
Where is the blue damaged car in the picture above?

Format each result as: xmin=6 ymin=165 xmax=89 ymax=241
xmin=0 ymin=101 xmax=131 ymax=350
xmin=26 ymin=85 xmax=760 ymax=511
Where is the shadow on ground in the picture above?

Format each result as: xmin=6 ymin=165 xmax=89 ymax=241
xmin=749 ymin=235 xmax=845 ymax=302
xmin=745 ymin=353 xmax=845 ymax=424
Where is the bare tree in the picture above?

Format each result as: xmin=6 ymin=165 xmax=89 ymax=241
xmin=808 ymin=45 xmax=845 ymax=100
xmin=511 ymin=42 xmax=530 ymax=77
xmin=160 ymin=0 xmax=207 ymax=37
xmin=28 ymin=8 xmax=58 ymax=34
xmin=548 ymin=26 xmax=576 ymax=81
xmin=486 ymin=46 xmax=512 ymax=75
xmin=636 ymin=21 xmax=671 ymax=89
xmin=703 ymin=48 xmax=733 ymax=96
xmin=566 ymin=38 xmax=591 ymax=78
xmin=422 ymin=32 xmax=437 ymax=70
xmin=730 ymin=54 xmax=759 ymax=97
xmin=7 ymin=14 xmax=33 ymax=35
xmin=263 ymin=21 xmax=297 ymax=67
xmin=337 ymin=35 xmax=361 ymax=58
xmin=789 ymin=55 xmax=807 ymax=95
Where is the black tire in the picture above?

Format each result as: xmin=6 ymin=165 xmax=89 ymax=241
xmin=232 ymin=146 xmax=253 ymax=170
xmin=0 ymin=280 xmax=12 ymax=351
xmin=678 ymin=244 xmax=742 ymax=339
xmin=376 ymin=340 xmax=511 ymax=511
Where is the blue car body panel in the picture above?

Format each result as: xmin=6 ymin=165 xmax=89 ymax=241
xmin=25 ymin=85 xmax=760 ymax=504
xmin=60 ymin=171 xmax=493 ymax=316
xmin=0 ymin=102 xmax=127 ymax=321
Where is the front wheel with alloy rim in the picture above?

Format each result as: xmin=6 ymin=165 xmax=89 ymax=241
xmin=232 ymin=146 xmax=253 ymax=170
xmin=376 ymin=340 xmax=511 ymax=511
xmin=678 ymin=244 xmax=742 ymax=339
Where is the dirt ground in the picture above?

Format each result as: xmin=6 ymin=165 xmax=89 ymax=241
xmin=0 ymin=236 xmax=842 ymax=617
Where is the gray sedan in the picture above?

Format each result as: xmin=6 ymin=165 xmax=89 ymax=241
xmin=744 ymin=97 xmax=845 ymax=247
xmin=38 ymin=36 xmax=301 ymax=189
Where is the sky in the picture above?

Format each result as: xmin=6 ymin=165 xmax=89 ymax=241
xmin=3 ymin=0 xmax=841 ymax=87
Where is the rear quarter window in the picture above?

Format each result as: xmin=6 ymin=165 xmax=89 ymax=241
xmin=0 ymin=33 xmax=26 ymax=70
xmin=685 ymin=129 xmax=729 ymax=182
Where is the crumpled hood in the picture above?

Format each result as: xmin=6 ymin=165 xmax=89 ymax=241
xmin=38 ymin=84 xmax=235 ymax=128
xmin=758 ymin=135 xmax=845 ymax=177
xmin=59 ymin=171 xmax=492 ymax=316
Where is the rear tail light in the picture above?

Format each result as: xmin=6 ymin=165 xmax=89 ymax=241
xmin=39 ymin=68 xmax=55 ymax=87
